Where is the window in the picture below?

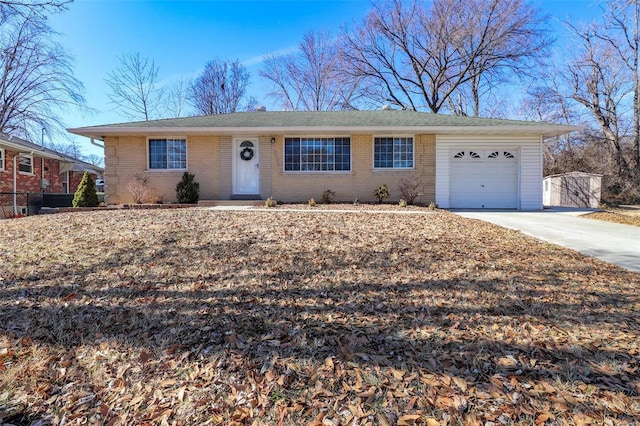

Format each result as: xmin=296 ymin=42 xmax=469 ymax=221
xmin=62 ymin=171 xmax=69 ymax=193
xmin=0 ymin=148 xmax=4 ymax=170
xmin=19 ymin=154 xmax=33 ymax=174
xmin=374 ymin=137 xmax=414 ymax=169
xmin=284 ymin=137 xmax=351 ymax=172
xmin=149 ymin=139 xmax=187 ymax=170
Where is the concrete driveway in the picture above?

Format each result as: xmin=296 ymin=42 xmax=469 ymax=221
xmin=454 ymin=208 xmax=640 ymax=273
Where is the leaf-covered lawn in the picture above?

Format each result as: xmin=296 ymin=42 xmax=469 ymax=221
xmin=0 ymin=208 xmax=638 ymax=425
xmin=584 ymin=210 xmax=640 ymax=227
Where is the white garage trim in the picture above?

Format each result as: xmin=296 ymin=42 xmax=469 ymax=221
xmin=436 ymin=135 xmax=543 ymax=210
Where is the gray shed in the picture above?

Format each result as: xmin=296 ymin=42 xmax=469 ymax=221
xmin=543 ymin=172 xmax=602 ymax=208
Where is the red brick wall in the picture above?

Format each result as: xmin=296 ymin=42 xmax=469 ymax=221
xmin=0 ymin=149 xmax=96 ymax=193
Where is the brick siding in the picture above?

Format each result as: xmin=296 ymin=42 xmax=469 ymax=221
xmin=0 ymin=148 xmax=97 ymax=194
xmin=104 ymin=133 xmax=436 ymax=205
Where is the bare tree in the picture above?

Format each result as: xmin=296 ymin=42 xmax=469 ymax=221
xmin=261 ymin=30 xmax=361 ymax=111
xmin=0 ymin=0 xmax=70 ymax=16
xmin=595 ymin=0 xmax=640 ymax=172
xmin=564 ymin=24 xmax=632 ymax=178
xmin=165 ymin=78 xmax=191 ymax=118
xmin=0 ymin=10 xmax=85 ymax=141
xmin=341 ymin=0 xmax=551 ymax=115
xmin=83 ymin=153 xmax=104 ymax=167
xmin=190 ymin=59 xmax=250 ymax=115
xmin=47 ymin=138 xmax=82 ymax=158
xmin=105 ymin=52 xmax=165 ymax=121
xmin=522 ymin=72 xmax=583 ymax=175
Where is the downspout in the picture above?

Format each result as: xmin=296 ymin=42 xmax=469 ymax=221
xmin=13 ymin=154 xmax=17 ymax=215
xmin=90 ymin=138 xmax=105 ymax=148
xmin=41 ymin=157 xmax=45 ymax=193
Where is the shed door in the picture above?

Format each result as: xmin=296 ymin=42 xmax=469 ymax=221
xmin=450 ymin=150 xmax=518 ymax=209
xmin=560 ymin=176 xmax=590 ymax=207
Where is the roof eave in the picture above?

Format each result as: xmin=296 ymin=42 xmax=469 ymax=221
xmin=68 ymin=124 xmax=580 ymax=139
xmin=0 ymin=138 xmax=68 ymax=161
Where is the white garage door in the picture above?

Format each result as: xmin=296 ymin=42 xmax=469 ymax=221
xmin=450 ymin=149 xmax=518 ymax=209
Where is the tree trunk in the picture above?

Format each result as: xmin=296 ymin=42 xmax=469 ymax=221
xmin=634 ymin=0 xmax=640 ymax=174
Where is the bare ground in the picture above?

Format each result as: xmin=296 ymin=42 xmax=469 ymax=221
xmin=0 ymin=208 xmax=638 ymax=425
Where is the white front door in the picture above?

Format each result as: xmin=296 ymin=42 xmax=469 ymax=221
xmin=233 ymin=138 xmax=260 ymax=195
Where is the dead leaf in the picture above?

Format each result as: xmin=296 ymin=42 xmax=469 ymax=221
xmin=398 ymin=414 xmax=420 ymax=425
xmin=139 ymin=349 xmax=152 ymax=364
xmin=536 ymin=412 xmax=555 ymax=424
xmin=452 ymin=376 xmax=467 ymax=392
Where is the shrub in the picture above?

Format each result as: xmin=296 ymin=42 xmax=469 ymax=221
xmin=322 ymin=189 xmax=335 ymax=204
xmin=152 ymin=193 xmax=167 ymax=204
xmin=399 ymin=177 xmax=422 ymax=205
xmin=399 ymin=199 xmax=407 ymax=207
xmin=373 ymin=184 xmax=390 ymax=204
xmin=308 ymin=198 xmax=316 ymax=207
xmin=265 ymin=197 xmax=277 ymax=207
xmin=127 ymin=174 xmax=152 ymax=204
xmin=72 ymin=172 xmax=99 ymax=207
xmin=428 ymin=201 xmax=437 ymax=211
xmin=176 ymin=172 xmax=200 ymax=204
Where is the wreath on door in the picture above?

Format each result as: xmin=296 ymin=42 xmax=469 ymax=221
xmin=240 ymin=147 xmax=254 ymax=161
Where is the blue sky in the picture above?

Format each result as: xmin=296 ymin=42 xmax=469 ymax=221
xmin=48 ymin=0 xmax=602 ymax=158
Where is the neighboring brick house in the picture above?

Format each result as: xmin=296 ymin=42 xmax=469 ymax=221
xmin=68 ymin=110 xmax=577 ymax=209
xmin=1 ymin=133 xmax=103 ymax=216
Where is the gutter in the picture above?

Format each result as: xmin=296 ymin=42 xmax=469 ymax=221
xmin=1 ymin=139 xmax=68 ymax=162
xmin=68 ymin=124 xmax=582 ymax=139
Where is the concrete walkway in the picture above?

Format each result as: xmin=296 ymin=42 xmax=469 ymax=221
xmin=454 ymin=209 xmax=640 ymax=273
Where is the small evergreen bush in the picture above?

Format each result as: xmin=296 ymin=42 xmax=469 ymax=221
xmin=373 ymin=184 xmax=390 ymax=204
xmin=73 ymin=172 xmax=99 ymax=207
xmin=308 ymin=198 xmax=316 ymax=207
xmin=176 ymin=172 xmax=200 ymax=204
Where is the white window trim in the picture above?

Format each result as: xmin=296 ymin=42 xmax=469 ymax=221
xmin=372 ymin=135 xmax=416 ymax=171
xmin=146 ymin=136 xmax=188 ymax=171
xmin=18 ymin=153 xmax=34 ymax=175
xmin=282 ymin=135 xmax=353 ymax=174
xmin=62 ymin=171 xmax=69 ymax=193
xmin=0 ymin=148 xmax=4 ymax=171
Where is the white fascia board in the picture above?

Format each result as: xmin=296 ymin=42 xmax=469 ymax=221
xmin=0 ymin=139 xmax=67 ymax=161
xmin=68 ymin=124 xmax=580 ymax=139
